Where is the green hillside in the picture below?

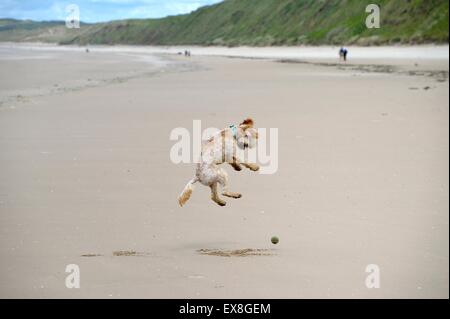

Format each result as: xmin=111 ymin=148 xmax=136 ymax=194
xmin=1 ymin=0 xmax=448 ymax=46
xmin=0 ymin=19 xmax=90 ymax=43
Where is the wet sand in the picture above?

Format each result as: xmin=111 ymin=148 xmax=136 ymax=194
xmin=0 ymin=44 xmax=448 ymax=298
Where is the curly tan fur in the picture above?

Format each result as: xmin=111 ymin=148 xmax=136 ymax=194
xmin=178 ymin=118 xmax=259 ymax=207
xmin=178 ymin=178 xmax=196 ymax=207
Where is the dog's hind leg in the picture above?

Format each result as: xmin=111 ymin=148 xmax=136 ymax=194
xmin=210 ymin=182 xmax=227 ymax=206
xmin=218 ymin=168 xmax=242 ymax=199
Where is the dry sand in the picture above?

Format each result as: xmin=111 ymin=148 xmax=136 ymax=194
xmin=0 ymin=44 xmax=448 ymax=298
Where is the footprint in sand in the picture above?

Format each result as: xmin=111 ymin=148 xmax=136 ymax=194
xmin=197 ymin=248 xmax=274 ymax=257
xmin=81 ymin=250 xmax=151 ymax=257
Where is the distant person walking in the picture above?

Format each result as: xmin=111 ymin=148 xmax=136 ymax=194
xmin=339 ymin=47 xmax=348 ymax=62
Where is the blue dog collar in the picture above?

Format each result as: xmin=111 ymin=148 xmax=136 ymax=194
xmin=229 ymin=125 xmax=238 ymax=139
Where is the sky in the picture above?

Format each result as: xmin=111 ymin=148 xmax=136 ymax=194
xmin=0 ymin=0 xmax=224 ymax=23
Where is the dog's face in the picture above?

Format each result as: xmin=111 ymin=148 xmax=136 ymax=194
xmin=236 ymin=118 xmax=258 ymax=149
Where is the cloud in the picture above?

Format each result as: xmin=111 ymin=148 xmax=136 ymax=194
xmin=164 ymin=2 xmax=204 ymax=15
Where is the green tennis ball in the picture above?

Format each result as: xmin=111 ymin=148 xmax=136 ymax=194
xmin=271 ymin=236 xmax=279 ymax=245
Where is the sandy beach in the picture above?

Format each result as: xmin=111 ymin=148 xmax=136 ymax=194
xmin=0 ymin=44 xmax=448 ymax=298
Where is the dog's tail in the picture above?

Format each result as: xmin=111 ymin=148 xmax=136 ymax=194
xmin=178 ymin=177 xmax=198 ymax=207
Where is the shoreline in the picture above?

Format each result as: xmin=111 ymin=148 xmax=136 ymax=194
xmin=1 ymin=43 xmax=448 ymax=109
xmin=0 ymin=46 xmax=202 ymax=109
xmin=1 ymin=42 xmax=449 ymax=60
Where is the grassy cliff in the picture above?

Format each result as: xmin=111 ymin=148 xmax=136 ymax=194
xmin=1 ymin=0 xmax=448 ymax=46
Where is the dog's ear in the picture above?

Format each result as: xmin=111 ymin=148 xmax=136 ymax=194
xmin=239 ymin=118 xmax=254 ymax=130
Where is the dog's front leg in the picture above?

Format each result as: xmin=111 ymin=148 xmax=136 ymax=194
xmin=243 ymin=163 xmax=259 ymax=171
xmin=234 ymin=156 xmax=259 ymax=172
xmin=228 ymin=158 xmax=242 ymax=171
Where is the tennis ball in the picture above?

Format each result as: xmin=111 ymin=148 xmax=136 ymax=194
xmin=271 ymin=236 xmax=279 ymax=245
